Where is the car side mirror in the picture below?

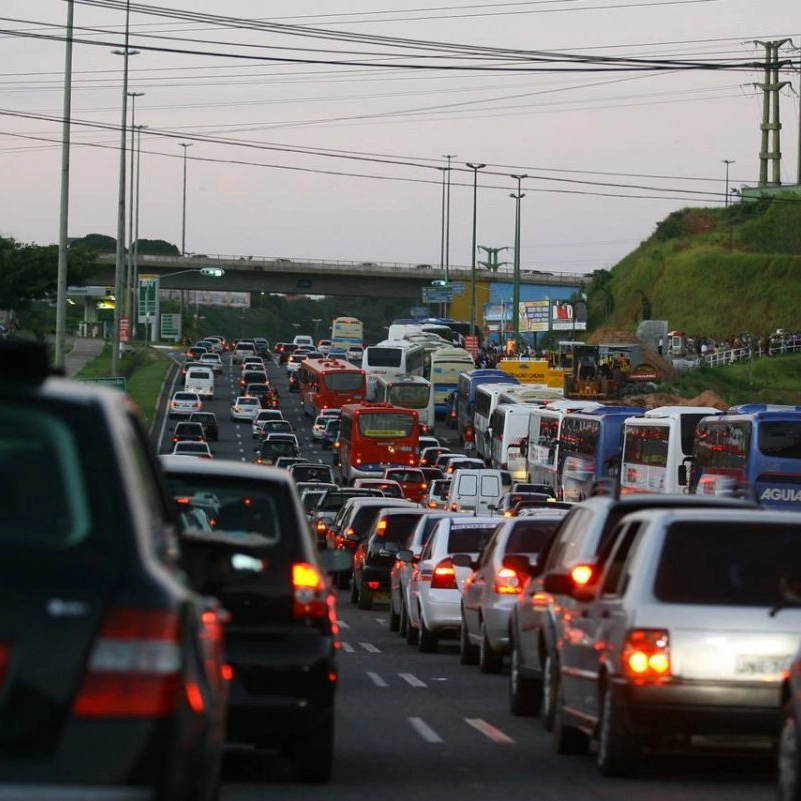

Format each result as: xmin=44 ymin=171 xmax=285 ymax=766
xmin=451 ymin=553 xmax=475 ymax=570
xmin=396 ymin=549 xmax=413 ymax=563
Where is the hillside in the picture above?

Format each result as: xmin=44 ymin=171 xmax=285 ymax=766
xmin=592 ymin=195 xmax=801 ymax=338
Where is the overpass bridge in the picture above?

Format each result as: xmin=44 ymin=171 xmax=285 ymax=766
xmin=90 ymin=254 xmax=586 ymax=299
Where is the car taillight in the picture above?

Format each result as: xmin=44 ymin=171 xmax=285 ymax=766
xmin=0 ymin=643 xmax=8 ymax=692
xmin=494 ymin=566 xmax=524 ymax=595
xmin=292 ymin=562 xmax=330 ymax=621
xmin=376 ymin=519 xmax=387 ymax=534
xmin=571 ymin=564 xmax=594 ymax=586
xmin=430 ymin=557 xmax=458 ymax=590
xmin=73 ymin=608 xmax=182 ymax=718
xmin=622 ymin=629 xmax=671 ymax=680
xmin=316 ymin=520 xmax=327 ymax=533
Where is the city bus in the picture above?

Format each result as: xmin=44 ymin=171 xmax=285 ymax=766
xmin=689 ymin=404 xmax=801 ymax=507
xmin=619 ymin=406 xmax=721 ymax=495
xmin=473 ymin=382 xmax=522 ymax=461
xmin=361 ymin=340 xmax=426 ymax=398
xmin=557 ymin=405 xmax=646 ymax=502
xmin=330 ymin=317 xmax=363 ymax=349
xmin=456 ymin=369 xmax=520 ymax=442
xmin=297 ymin=357 xmax=366 ymax=417
xmin=427 ymin=346 xmax=475 ymax=416
xmin=524 ymin=400 xmax=603 ymax=495
xmin=373 ymin=374 xmax=435 ymax=432
xmin=338 ymin=402 xmax=420 ymax=483
xmin=488 ymin=403 xmax=539 ymax=479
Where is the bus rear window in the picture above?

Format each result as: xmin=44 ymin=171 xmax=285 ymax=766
xmin=366 ymin=348 xmax=402 ymax=368
xmin=357 ymin=412 xmax=415 ymax=438
xmin=325 ymin=372 xmax=364 ymax=392
xmin=758 ymin=422 xmax=801 ymax=459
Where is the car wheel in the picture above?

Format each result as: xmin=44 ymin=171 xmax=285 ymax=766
xmin=510 ymin=640 xmax=541 ymax=716
xmin=479 ymin=622 xmax=503 ymax=674
xmin=292 ymin=714 xmax=334 ymax=784
xmin=389 ymin=598 xmax=400 ymax=631
xmin=552 ymin=675 xmax=590 ymax=755
xmin=418 ymin=611 xmax=438 ymax=653
xmin=336 ymin=570 xmax=350 ymax=590
xmin=399 ymin=599 xmax=408 ymax=638
xmin=405 ymin=615 xmax=419 ymax=646
xmin=350 ymin=577 xmax=359 ymax=605
xmin=597 ymin=683 xmax=639 ymax=777
xmin=542 ymin=651 xmax=558 ymax=732
xmin=779 ymin=699 xmax=801 ymax=801
xmin=358 ymin=584 xmax=373 ymax=610
xmin=459 ymin=613 xmax=479 ymax=665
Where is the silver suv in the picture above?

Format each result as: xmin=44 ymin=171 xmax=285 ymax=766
xmin=549 ymin=506 xmax=801 ymax=776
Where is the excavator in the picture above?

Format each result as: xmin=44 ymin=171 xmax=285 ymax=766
xmin=562 ymin=343 xmax=662 ymax=400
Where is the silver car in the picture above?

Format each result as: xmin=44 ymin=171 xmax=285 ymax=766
xmin=550 ymin=507 xmax=801 ymax=776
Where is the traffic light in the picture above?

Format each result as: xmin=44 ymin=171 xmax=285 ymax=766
xmin=199 ymin=267 xmax=225 ymax=277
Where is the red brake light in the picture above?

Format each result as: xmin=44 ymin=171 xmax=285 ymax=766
xmin=622 ymin=629 xmax=671 ymax=680
xmin=0 ymin=643 xmax=8 ymax=692
xmin=431 ymin=557 xmax=458 ymax=590
xmin=73 ymin=608 xmax=182 ymax=718
xmin=494 ymin=566 xmax=524 ymax=595
xmin=571 ymin=564 xmax=594 ymax=586
xmin=292 ymin=562 xmax=330 ymax=620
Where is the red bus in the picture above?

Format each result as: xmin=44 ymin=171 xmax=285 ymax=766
xmin=298 ymin=357 xmax=367 ymax=417
xmin=338 ymin=402 xmax=420 ymax=483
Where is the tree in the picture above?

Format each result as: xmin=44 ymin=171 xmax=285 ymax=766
xmin=0 ymin=235 xmax=95 ymax=313
xmin=135 ymin=239 xmax=181 ymax=256
xmin=69 ymin=233 xmax=116 ymax=253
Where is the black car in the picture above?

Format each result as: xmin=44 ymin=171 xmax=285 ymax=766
xmin=254 ymin=437 xmax=300 ymax=465
xmin=189 ymin=410 xmax=219 ymax=441
xmin=0 ymin=340 xmax=228 ymax=800
xmin=171 ymin=420 xmax=207 ymax=448
xmin=288 ymin=372 xmax=300 ymax=393
xmin=245 ymin=382 xmax=279 ymax=408
xmin=159 ymin=456 xmax=351 ymax=783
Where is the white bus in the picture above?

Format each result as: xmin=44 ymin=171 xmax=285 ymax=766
xmin=525 ymin=400 xmax=603 ymax=495
xmin=473 ymin=383 xmax=521 ymax=461
xmin=427 ymin=347 xmax=475 ymax=417
xmin=488 ymin=403 xmax=539 ymax=479
xmin=361 ymin=340 xmax=426 ymax=398
xmin=620 ymin=405 xmax=722 ymax=495
xmin=496 ymin=385 xmax=563 ymax=406
xmin=374 ymin=374 xmax=435 ymax=432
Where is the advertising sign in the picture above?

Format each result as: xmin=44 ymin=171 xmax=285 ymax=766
xmin=519 ymin=300 xmax=550 ymax=332
xmin=552 ymin=300 xmax=587 ymax=332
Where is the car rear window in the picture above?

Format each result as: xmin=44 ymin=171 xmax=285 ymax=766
xmin=387 ymin=470 xmax=424 ymax=483
xmin=446 ymin=523 xmax=497 ymax=553
xmin=0 ymin=402 xmax=91 ymax=549
xmin=291 ymin=465 xmax=334 ymax=483
xmin=505 ymin=519 xmax=562 ymax=553
xmin=654 ymin=521 xmax=801 ymax=605
xmin=377 ymin=513 xmax=422 ymax=542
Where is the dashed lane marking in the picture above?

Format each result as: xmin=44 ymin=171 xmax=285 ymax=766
xmin=340 ymin=642 xmax=355 ymax=653
xmin=366 ymin=672 xmax=388 ymax=688
xmin=336 ymin=620 xmax=350 ymax=629
xmin=408 ymin=717 xmax=443 ymax=744
xmin=359 ymin=642 xmax=381 ymax=653
xmin=465 ymin=718 xmax=515 ymax=744
xmin=398 ymin=673 xmax=427 ymax=688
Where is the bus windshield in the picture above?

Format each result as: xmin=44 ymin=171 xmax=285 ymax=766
xmin=758 ymin=421 xmax=801 ymax=458
xmin=325 ymin=372 xmax=365 ymax=392
xmin=366 ymin=348 xmax=403 ymax=368
xmin=357 ymin=412 xmax=416 ymax=438
xmin=623 ymin=425 xmax=669 ymax=468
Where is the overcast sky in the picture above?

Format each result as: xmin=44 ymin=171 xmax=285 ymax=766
xmin=0 ymin=1 xmax=798 ymax=276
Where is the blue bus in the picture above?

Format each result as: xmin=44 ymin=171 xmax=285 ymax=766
xmin=455 ymin=368 xmax=520 ymax=441
xmin=558 ymin=405 xmax=646 ymax=502
xmin=690 ymin=404 xmax=801 ymax=507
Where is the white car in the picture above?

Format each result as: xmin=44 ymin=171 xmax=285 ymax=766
xmin=198 ymin=352 xmax=223 ymax=374
xmin=405 ymin=515 xmax=499 ymax=653
xmin=168 ymin=390 xmax=202 ymax=418
xmin=312 ymin=415 xmax=331 ymax=440
xmin=251 ymin=409 xmax=285 ymax=439
xmin=230 ymin=395 xmax=261 ymax=422
xmin=345 ymin=346 xmax=364 ymax=362
xmin=171 ymin=440 xmax=213 ymax=458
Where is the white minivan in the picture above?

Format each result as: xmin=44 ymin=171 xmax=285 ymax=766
xmin=446 ymin=469 xmax=504 ymax=515
xmin=184 ymin=366 xmax=215 ymax=399
xmin=292 ymin=334 xmax=314 ymax=348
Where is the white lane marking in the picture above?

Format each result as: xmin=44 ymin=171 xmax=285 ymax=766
xmin=408 ymin=717 xmax=443 ymax=743
xmin=340 ymin=642 xmax=355 ymax=653
xmin=465 ymin=718 xmax=515 ymax=744
xmin=336 ymin=619 xmax=350 ymax=629
xmin=398 ymin=672 xmax=428 ymax=688
xmin=375 ymin=618 xmax=387 ymax=626
xmin=366 ymin=671 xmax=388 ymax=688
xmin=359 ymin=642 xmax=381 ymax=653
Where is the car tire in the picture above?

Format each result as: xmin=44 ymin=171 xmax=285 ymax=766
xmin=509 ymin=641 xmax=541 ymax=716
xmin=779 ymin=699 xmax=801 ymax=801
xmin=350 ymin=577 xmax=359 ymax=605
xmin=542 ymin=651 xmax=558 ymax=732
xmin=418 ymin=612 xmax=438 ymax=653
xmin=479 ymin=622 xmax=503 ymax=674
xmin=336 ymin=570 xmax=350 ymax=590
xmin=389 ymin=599 xmax=400 ymax=631
xmin=552 ymin=675 xmax=590 ymax=755
xmin=597 ymin=683 xmax=639 ymax=777
xmin=292 ymin=714 xmax=334 ymax=784
xmin=459 ymin=614 xmax=479 ymax=665
xmin=405 ymin=616 xmax=419 ymax=646
xmin=358 ymin=584 xmax=373 ymax=610
xmin=399 ymin=599 xmax=408 ymax=638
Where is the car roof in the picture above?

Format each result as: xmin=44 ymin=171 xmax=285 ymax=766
xmin=160 ymin=454 xmax=290 ymax=482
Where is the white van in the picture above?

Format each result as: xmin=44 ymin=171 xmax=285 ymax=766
xmin=184 ymin=366 xmax=215 ymax=399
xmin=292 ymin=334 xmax=314 ymax=348
xmin=446 ymin=469 xmax=504 ymax=515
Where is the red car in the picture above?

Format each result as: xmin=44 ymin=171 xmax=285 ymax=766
xmin=382 ymin=467 xmax=429 ymax=503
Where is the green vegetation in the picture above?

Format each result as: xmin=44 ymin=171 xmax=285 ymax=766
xmin=74 ymin=344 xmax=175 ymax=429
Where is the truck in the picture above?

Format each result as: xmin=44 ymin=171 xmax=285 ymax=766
xmin=563 ymin=343 xmax=663 ymax=401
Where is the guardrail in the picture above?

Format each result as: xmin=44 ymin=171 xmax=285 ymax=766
xmin=691 ymin=339 xmax=801 ymax=369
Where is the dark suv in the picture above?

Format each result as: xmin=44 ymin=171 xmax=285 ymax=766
xmin=160 ymin=456 xmax=350 ymax=783
xmin=189 ymin=410 xmax=219 ymax=441
xmin=0 ymin=341 xmax=228 ymax=800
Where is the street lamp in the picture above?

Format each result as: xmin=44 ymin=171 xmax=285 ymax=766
xmin=133 ymin=123 xmax=148 ymax=339
xmin=126 ymin=91 xmax=143 ymax=323
xmin=466 ymin=162 xmax=486 ymax=338
xmin=722 ymin=159 xmax=735 ymax=207
xmin=180 ymin=142 xmax=192 ymax=256
xmin=150 ymin=267 xmax=225 ymax=343
xmin=442 ymin=154 xmax=457 ymax=284
xmin=510 ymin=174 xmax=527 ymax=354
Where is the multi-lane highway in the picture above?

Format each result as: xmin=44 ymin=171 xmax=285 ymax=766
xmin=158 ymin=351 xmax=778 ymax=801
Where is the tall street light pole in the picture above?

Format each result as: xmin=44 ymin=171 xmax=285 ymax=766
xmin=55 ymin=0 xmax=74 ymax=370
xmin=133 ymin=123 xmax=147 ymax=340
xmin=180 ymin=142 xmax=192 ymax=256
xmin=442 ymin=154 xmax=456 ymax=284
xmin=466 ymin=162 xmax=486 ymax=338
xmin=721 ymin=159 xmax=735 ymax=207
xmin=126 ymin=91 xmax=143 ymax=323
xmin=438 ymin=167 xmax=446 ymax=273
xmin=510 ymin=174 xmax=527 ymax=354
xmin=111 ymin=0 xmax=133 ymax=378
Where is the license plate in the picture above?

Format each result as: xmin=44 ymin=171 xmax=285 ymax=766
xmin=735 ymin=654 xmax=789 ymax=676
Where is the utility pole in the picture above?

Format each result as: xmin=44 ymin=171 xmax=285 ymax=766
xmin=126 ymin=91 xmax=143 ymax=323
xmin=721 ymin=159 xmax=735 ymax=206
xmin=180 ymin=142 xmax=192 ymax=256
xmin=755 ymin=39 xmax=791 ymax=186
xmin=466 ymin=162 xmax=486 ymax=337
xmin=510 ymin=175 xmax=527 ymax=354
xmin=477 ymin=246 xmax=509 ymax=273
xmin=442 ymin=154 xmax=456 ymax=284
